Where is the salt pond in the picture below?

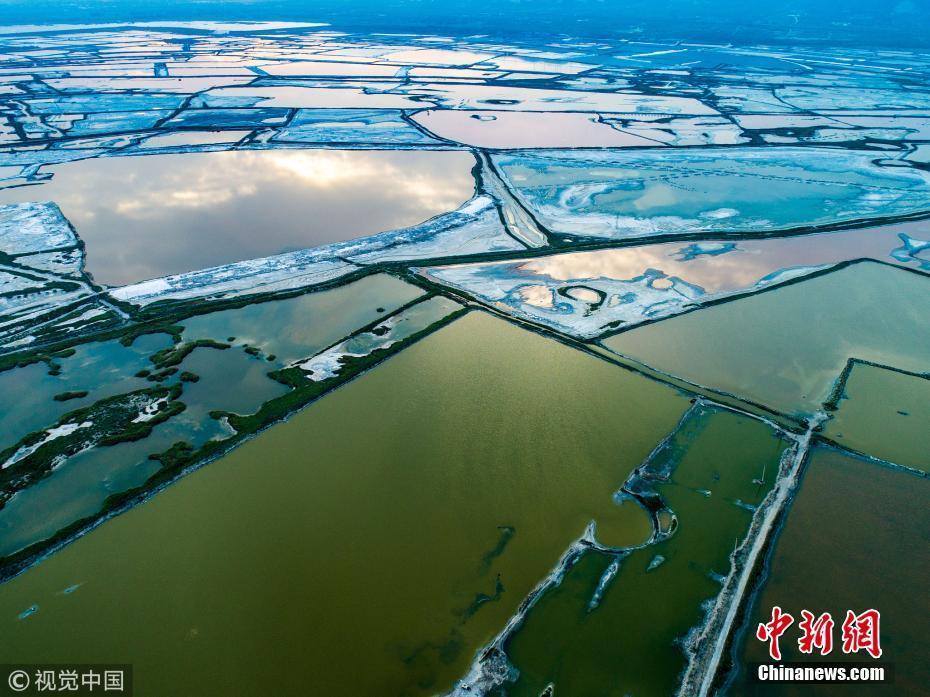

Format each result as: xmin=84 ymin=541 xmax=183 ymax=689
xmin=603 ymin=262 xmax=930 ymax=417
xmin=823 ymin=362 xmax=930 ymax=473
xmin=732 ymin=447 xmax=929 ymax=695
xmin=496 ymin=404 xmax=788 ymax=696
xmin=0 ymin=312 xmax=689 ymax=696
xmin=0 ymin=274 xmax=424 ymax=558
xmin=0 ymin=150 xmax=476 ymax=285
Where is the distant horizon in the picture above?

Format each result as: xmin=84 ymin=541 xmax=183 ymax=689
xmin=0 ymin=1 xmax=928 ymax=48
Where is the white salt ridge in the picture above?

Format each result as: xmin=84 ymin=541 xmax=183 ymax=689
xmin=421 ymin=262 xmax=707 ymax=338
xmin=294 ymin=296 xmax=461 ymax=380
xmin=0 ymin=202 xmax=100 ymax=344
xmin=297 ymin=347 xmax=362 ymax=382
xmin=131 ymin=398 xmax=168 ymax=423
xmin=1 ymin=420 xmax=93 ymax=469
xmin=0 ymin=202 xmax=80 ymax=256
xmin=110 ymin=196 xmax=518 ymax=307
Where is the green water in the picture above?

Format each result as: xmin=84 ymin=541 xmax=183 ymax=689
xmin=603 ymin=263 xmax=930 ymax=417
xmin=180 ymin=272 xmax=423 ymax=363
xmin=823 ymin=363 xmax=930 ymax=473
xmin=0 ymin=275 xmax=423 ymax=559
xmin=337 ymin=295 xmax=462 ymax=355
xmin=733 ymin=447 xmax=930 ymax=696
xmin=0 ymin=311 xmax=690 ymax=696
xmin=498 ymin=404 xmax=789 ymax=696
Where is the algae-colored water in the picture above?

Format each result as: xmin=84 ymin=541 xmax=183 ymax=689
xmin=603 ymin=262 xmax=930 ymax=417
xmin=0 ymin=274 xmax=423 ymax=558
xmin=498 ymin=404 xmax=789 ymax=696
xmin=0 ymin=311 xmax=690 ymax=696
xmin=732 ymin=446 xmax=930 ymax=696
xmin=823 ymin=363 xmax=930 ymax=473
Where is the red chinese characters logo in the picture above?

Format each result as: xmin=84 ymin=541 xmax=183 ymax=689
xmin=756 ymin=606 xmax=794 ymax=661
xmin=756 ymin=608 xmax=881 ymax=660
xmin=798 ymin=610 xmax=834 ymax=655
xmin=842 ymin=609 xmax=882 ymax=659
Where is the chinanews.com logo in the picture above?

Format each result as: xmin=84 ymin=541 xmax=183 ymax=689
xmin=751 ymin=606 xmax=893 ymax=684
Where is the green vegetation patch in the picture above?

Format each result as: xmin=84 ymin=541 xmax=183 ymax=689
xmin=149 ymin=339 xmax=230 ymax=369
xmin=52 ymin=390 xmax=88 ymax=402
xmin=0 ymin=384 xmax=186 ymax=505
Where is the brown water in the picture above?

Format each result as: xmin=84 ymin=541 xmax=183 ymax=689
xmin=732 ymin=446 xmax=930 ymax=696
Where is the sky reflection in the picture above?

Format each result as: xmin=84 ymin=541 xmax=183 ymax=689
xmin=521 ymin=224 xmax=920 ymax=293
xmin=0 ymin=149 xmax=475 ymax=285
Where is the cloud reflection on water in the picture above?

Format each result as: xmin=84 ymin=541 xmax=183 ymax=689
xmin=0 ymin=149 xmax=475 ymax=285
